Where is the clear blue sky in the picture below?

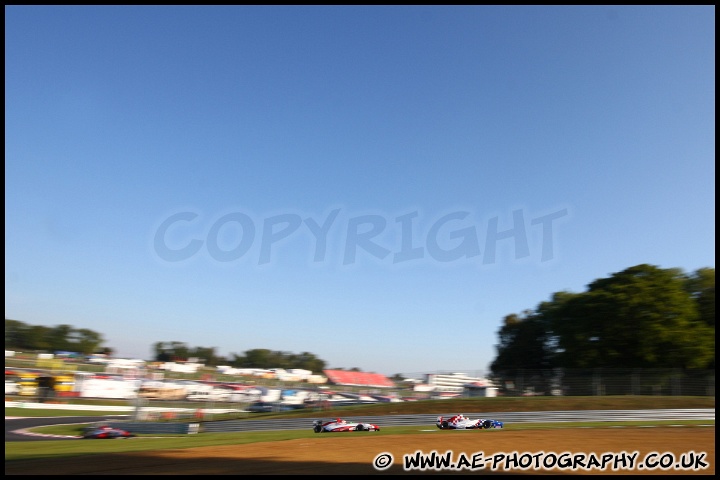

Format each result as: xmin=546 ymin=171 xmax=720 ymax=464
xmin=5 ymin=6 xmax=715 ymax=377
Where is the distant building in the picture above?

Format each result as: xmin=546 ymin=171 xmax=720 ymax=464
xmin=323 ymin=370 xmax=395 ymax=388
xmin=425 ymin=372 xmax=497 ymax=397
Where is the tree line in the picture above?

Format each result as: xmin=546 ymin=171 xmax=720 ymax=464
xmin=4 ymin=321 xmax=110 ymax=357
xmin=151 ymin=341 xmax=327 ymax=373
xmin=490 ymin=264 xmax=715 ymax=377
xmin=3 ymin=321 xmax=330 ymax=373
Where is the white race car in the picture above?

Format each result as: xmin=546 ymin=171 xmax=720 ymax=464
xmin=436 ymin=414 xmax=504 ymax=430
xmin=313 ymin=418 xmax=381 ymax=433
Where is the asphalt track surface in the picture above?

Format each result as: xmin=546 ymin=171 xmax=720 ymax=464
xmin=5 ymin=415 xmax=130 ymax=442
xmin=6 ymin=409 xmax=715 ymax=442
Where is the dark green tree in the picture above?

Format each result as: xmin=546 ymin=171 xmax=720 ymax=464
xmin=237 ymin=348 xmax=273 ymax=368
xmin=555 ymin=264 xmax=714 ymax=369
xmin=227 ymin=348 xmax=327 ymax=372
xmin=6 ymin=319 xmax=108 ymax=355
xmin=24 ymin=325 xmax=53 ymax=351
xmin=293 ymin=351 xmax=326 ymax=372
xmin=187 ymin=346 xmax=225 ymax=366
xmin=153 ymin=341 xmax=190 ymax=362
xmin=48 ymin=324 xmax=73 ymax=352
xmin=490 ymin=264 xmax=715 ymax=373
xmin=683 ymin=267 xmax=715 ymax=368
xmin=5 ymin=318 xmax=26 ymax=348
xmin=490 ymin=311 xmax=555 ymax=373
xmin=71 ymin=328 xmax=104 ymax=355
xmin=684 ymin=267 xmax=715 ymax=328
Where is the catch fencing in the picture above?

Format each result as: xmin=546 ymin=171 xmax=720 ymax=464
xmin=485 ymin=368 xmax=715 ymax=397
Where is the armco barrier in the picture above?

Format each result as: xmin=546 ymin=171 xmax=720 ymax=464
xmin=103 ymin=421 xmax=200 ymax=434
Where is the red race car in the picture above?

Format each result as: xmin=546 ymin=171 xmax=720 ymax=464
xmin=313 ymin=418 xmax=380 ymax=433
xmin=82 ymin=425 xmax=136 ymax=439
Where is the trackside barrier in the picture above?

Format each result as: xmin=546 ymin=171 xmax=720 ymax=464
xmin=103 ymin=421 xmax=201 ymax=434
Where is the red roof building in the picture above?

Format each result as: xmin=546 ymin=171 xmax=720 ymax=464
xmin=323 ymin=369 xmax=395 ymax=388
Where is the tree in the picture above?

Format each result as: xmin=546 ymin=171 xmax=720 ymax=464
xmin=684 ymin=267 xmax=715 ymax=368
xmin=188 ymin=346 xmax=223 ymax=366
xmin=561 ymin=264 xmax=714 ymax=369
xmin=24 ymin=325 xmax=53 ymax=351
xmin=684 ymin=267 xmax=715 ymax=329
xmin=5 ymin=318 xmax=27 ymax=349
xmin=227 ymin=348 xmax=327 ymax=372
xmin=6 ymin=319 xmax=108 ymax=355
xmin=48 ymin=324 xmax=73 ymax=352
xmin=490 ymin=311 xmax=554 ymax=373
xmin=490 ymin=264 xmax=715 ymax=373
xmin=236 ymin=348 xmax=273 ymax=368
xmin=288 ymin=351 xmax=326 ymax=372
xmin=97 ymin=346 xmax=114 ymax=357
xmin=71 ymin=328 xmax=104 ymax=355
xmin=153 ymin=341 xmax=190 ymax=362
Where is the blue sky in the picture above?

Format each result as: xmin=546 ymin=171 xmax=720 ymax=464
xmin=5 ymin=6 xmax=715 ymax=377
